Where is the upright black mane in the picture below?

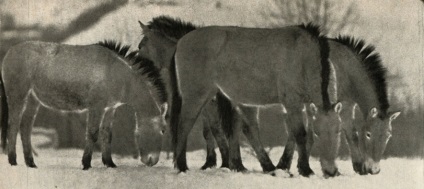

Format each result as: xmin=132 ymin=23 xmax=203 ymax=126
xmin=147 ymin=15 xmax=198 ymax=40
xmin=334 ymin=36 xmax=389 ymax=115
xmin=298 ymin=23 xmax=332 ymax=111
xmin=97 ymin=40 xmax=167 ymax=103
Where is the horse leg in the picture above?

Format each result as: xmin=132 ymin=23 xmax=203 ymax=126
xmin=201 ymin=99 xmax=230 ymax=169
xmin=20 ymin=94 xmax=40 ymax=167
xmin=238 ymin=105 xmax=276 ymax=173
xmin=288 ymin=110 xmax=314 ymax=177
xmin=175 ymin=95 xmax=212 ymax=172
xmin=82 ymin=109 xmax=103 ymax=170
xmin=276 ymin=133 xmax=295 ymax=175
xmin=200 ymin=118 xmax=217 ymax=170
xmin=7 ymin=91 xmax=30 ymax=166
xmin=220 ymin=109 xmax=245 ymax=172
xmin=210 ymin=120 xmax=229 ymax=168
xmin=101 ymin=107 xmax=117 ymax=168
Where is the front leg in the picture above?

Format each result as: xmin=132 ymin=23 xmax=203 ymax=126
xmin=82 ymin=109 xmax=103 ymax=170
xmin=287 ymin=110 xmax=314 ymax=177
xmin=101 ymin=107 xmax=117 ymax=168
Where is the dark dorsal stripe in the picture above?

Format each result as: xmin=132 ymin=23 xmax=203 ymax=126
xmin=333 ymin=36 xmax=389 ymax=116
xmin=97 ymin=40 xmax=167 ymax=104
xmin=298 ymin=23 xmax=332 ymax=111
xmin=147 ymin=15 xmax=198 ymax=40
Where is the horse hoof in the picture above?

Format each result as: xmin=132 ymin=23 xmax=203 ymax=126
xmin=106 ymin=162 xmax=117 ymax=168
xmin=230 ymin=166 xmax=248 ymax=173
xmin=82 ymin=166 xmax=91 ymax=170
xmin=220 ymin=163 xmax=229 ymax=169
xmin=9 ymin=160 xmax=17 ymax=166
xmin=27 ymin=162 xmax=37 ymax=168
xmin=200 ymin=162 xmax=217 ymax=170
xmin=298 ymin=167 xmax=314 ymax=177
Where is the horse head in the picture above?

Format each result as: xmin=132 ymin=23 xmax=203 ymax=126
xmin=357 ymin=108 xmax=400 ymax=174
xmin=134 ymin=102 xmax=168 ymax=166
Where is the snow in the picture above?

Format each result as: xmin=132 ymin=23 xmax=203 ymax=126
xmin=0 ymin=136 xmax=422 ymax=189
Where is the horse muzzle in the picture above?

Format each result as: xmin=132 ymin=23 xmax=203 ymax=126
xmin=140 ymin=153 xmax=160 ymax=167
xmin=364 ymin=159 xmax=380 ymax=175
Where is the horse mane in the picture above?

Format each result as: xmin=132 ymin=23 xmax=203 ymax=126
xmin=333 ymin=36 xmax=389 ymax=115
xmin=147 ymin=15 xmax=198 ymax=40
xmin=97 ymin=40 xmax=167 ymax=103
xmin=298 ymin=23 xmax=332 ymax=111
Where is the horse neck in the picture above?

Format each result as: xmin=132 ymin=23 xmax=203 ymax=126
xmin=333 ymin=48 xmax=382 ymax=119
xmin=129 ymin=77 xmax=161 ymax=113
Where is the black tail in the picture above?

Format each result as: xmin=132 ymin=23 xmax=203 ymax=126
xmin=216 ymin=92 xmax=234 ymax=138
xmin=169 ymin=54 xmax=182 ymax=157
xmin=0 ymin=73 xmax=9 ymax=151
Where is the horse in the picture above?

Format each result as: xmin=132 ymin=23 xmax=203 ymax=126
xmin=327 ymin=37 xmax=400 ymax=174
xmin=278 ymin=37 xmax=401 ymax=176
xmin=0 ymin=40 xmax=168 ymax=170
xmin=138 ymin=16 xmax=343 ymax=177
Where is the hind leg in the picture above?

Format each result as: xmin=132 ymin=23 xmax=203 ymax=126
xmin=201 ymin=100 xmax=230 ymax=169
xmin=7 ymin=92 xmax=30 ymax=166
xmin=200 ymin=119 xmax=217 ymax=170
xmin=210 ymin=120 xmax=229 ymax=168
xmin=101 ymin=108 xmax=117 ymax=168
xmin=20 ymin=94 xmax=40 ymax=168
xmin=238 ymin=105 xmax=276 ymax=173
xmin=227 ymin=112 xmax=247 ymax=172
xmin=82 ymin=109 xmax=103 ymax=170
xmin=175 ymin=93 xmax=214 ymax=172
xmin=276 ymin=133 xmax=295 ymax=175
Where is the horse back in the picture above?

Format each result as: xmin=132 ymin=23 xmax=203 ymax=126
xmin=2 ymin=41 xmax=132 ymax=110
xmin=174 ymin=26 xmax=323 ymax=105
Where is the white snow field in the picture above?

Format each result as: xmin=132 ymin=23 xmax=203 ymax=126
xmin=0 ymin=135 xmax=422 ymax=189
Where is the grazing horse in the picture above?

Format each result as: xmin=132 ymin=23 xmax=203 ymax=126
xmin=279 ymin=37 xmax=401 ymax=175
xmin=138 ymin=16 xmax=343 ymax=177
xmin=328 ymin=37 xmax=400 ymax=174
xmin=0 ymin=40 xmax=168 ymax=170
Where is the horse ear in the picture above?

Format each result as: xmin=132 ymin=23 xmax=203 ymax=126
xmin=160 ymin=103 xmax=168 ymax=118
xmin=138 ymin=21 xmax=150 ymax=33
xmin=368 ymin=107 xmax=378 ymax=119
xmin=334 ymin=102 xmax=342 ymax=113
xmin=389 ymin=111 xmax=401 ymax=121
xmin=281 ymin=105 xmax=287 ymax=114
xmin=309 ymin=103 xmax=318 ymax=115
xmin=352 ymin=103 xmax=359 ymax=119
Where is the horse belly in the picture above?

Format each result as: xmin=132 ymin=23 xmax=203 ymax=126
xmin=31 ymin=87 xmax=88 ymax=112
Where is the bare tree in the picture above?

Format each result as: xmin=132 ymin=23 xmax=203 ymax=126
xmin=263 ymin=0 xmax=358 ymax=36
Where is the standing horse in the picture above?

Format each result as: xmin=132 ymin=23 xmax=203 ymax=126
xmin=0 ymin=40 xmax=168 ymax=170
xmin=138 ymin=16 xmax=343 ymax=177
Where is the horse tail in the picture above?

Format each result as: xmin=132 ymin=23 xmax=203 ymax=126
xmin=169 ymin=54 xmax=182 ymax=158
xmin=0 ymin=72 xmax=9 ymax=151
xmin=216 ymin=92 xmax=234 ymax=138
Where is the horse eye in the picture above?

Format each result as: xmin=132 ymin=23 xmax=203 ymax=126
xmin=366 ymin=132 xmax=371 ymax=139
xmin=160 ymin=129 xmax=165 ymax=135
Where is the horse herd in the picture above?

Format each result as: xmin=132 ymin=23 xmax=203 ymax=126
xmin=0 ymin=15 xmax=400 ymax=178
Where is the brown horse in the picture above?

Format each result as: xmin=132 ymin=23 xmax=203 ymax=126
xmin=138 ymin=16 xmax=342 ymax=177
xmin=1 ymin=40 xmax=168 ymax=170
xmin=327 ymin=37 xmax=401 ymax=174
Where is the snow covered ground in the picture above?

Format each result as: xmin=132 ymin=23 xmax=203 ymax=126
xmin=0 ymin=136 xmax=422 ymax=189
